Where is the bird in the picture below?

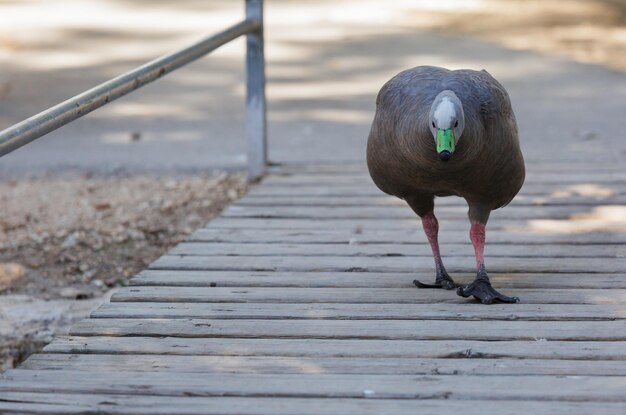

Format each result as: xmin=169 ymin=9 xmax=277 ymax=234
xmin=366 ymin=66 xmax=525 ymax=304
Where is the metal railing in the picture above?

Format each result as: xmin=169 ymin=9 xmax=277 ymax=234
xmin=0 ymin=0 xmax=267 ymax=181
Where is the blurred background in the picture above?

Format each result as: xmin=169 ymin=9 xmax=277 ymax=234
xmin=0 ymin=0 xmax=625 ymax=173
xmin=1 ymin=0 xmax=625 ymax=369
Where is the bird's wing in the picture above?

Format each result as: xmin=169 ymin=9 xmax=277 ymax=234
xmin=473 ymin=69 xmax=515 ymax=124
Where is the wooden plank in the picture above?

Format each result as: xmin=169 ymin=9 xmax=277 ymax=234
xmin=2 ymin=370 xmax=625 ymax=401
xmin=247 ymin=183 xmax=626 ymax=197
xmin=222 ymin=204 xmax=613 ymax=220
xmin=189 ymin=228 xmax=626 ymax=244
xmin=269 ymin=161 xmax=623 ymax=174
xmin=263 ymin=170 xmax=626 ymax=186
xmin=149 ymin=255 xmax=626 ymax=273
xmin=92 ymin=301 xmax=626 ymax=321
xmin=111 ymin=286 xmax=626 ymax=305
xmin=19 ymin=354 xmax=626 ymax=377
xmin=131 ymin=270 xmax=626 ymax=289
xmin=68 ymin=318 xmax=626 ymax=341
xmin=44 ymin=336 xmax=626 ymax=360
xmin=269 ymin=163 xmax=624 ymax=174
xmin=303 ymin=176 xmax=621 ymax=187
xmin=206 ymin=217 xmax=511 ymax=229
xmin=263 ymin=176 xmax=626 ymax=189
xmin=169 ymin=242 xmax=624 ymax=258
xmin=0 ymin=393 xmax=623 ymax=415
xmin=237 ymin=194 xmax=626 ymax=207
xmin=206 ymin=217 xmax=626 ymax=232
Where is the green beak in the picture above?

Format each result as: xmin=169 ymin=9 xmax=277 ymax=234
xmin=436 ymin=128 xmax=455 ymax=154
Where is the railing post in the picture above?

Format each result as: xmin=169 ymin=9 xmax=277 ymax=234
xmin=245 ymin=0 xmax=267 ymax=182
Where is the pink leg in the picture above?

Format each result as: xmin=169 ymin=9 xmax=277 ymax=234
xmin=414 ymin=212 xmax=457 ymax=289
xmin=422 ymin=212 xmax=446 ymax=275
xmin=458 ymin=222 xmax=519 ymax=304
xmin=470 ymin=223 xmax=486 ymax=272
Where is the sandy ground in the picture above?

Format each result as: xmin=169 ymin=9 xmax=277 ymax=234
xmin=0 ymin=173 xmax=247 ymax=299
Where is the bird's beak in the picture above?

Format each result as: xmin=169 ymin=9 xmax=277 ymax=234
xmin=437 ymin=128 xmax=455 ymax=162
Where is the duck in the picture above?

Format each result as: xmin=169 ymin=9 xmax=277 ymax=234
xmin=366 ymin=65 xmax=525 ymax=304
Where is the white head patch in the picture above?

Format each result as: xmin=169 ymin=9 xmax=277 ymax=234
xmin=433 ymin=97 xmax=456 ymax=129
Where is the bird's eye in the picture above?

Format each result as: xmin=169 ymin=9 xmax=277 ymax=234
xmin=454 ymin=121 xmax=459 ymax=128
xmin=432 ymin=121 xmax=436 ymax=128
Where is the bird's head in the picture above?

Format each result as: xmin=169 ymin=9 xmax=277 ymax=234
xmin=429 ymin=90 xmax=465 ymax=162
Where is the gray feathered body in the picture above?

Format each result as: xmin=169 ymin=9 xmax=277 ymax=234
xmin=367 ymin=66 xmax=525 ymax=216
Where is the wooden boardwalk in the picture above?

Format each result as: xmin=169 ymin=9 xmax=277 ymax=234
xmin=1 ymin=163 xmax=626 ymax=414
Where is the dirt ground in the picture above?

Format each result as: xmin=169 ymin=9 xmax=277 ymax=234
xmin=0 ymin=173 xmax=247 ymax=299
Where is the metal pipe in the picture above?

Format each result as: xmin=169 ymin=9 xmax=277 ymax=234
xmin=0 ymin=18 xmax=260 ymax=158
xmin=245 ymin=0 xmax=267 ymax=181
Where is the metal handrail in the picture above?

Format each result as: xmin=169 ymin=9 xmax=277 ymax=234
xmin=0 ymin=0 xmax=267 ymax=181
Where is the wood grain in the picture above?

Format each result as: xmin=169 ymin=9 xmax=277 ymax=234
xmin=68 ymin=318 xmax=626 ymax=341
xmin=189 ymin=228 xmax=626 ymax=244
xmin=131 ymin=270 xmax=626 ymax=289
xmin=44 ymin=336 xmax=626 ymax=360
xmin=170 ymin=241 xmax=625 ymax=258
xmin=205 ymin=217 xmax=626 ymax=232
xmin=149 ymin=255 xmax=626 ymax=273
xmin=0 ymin=393 xmax=623 ymax=415
xmin=91 ymin=301 xmax=626 ymax=320
xmin=3 ymin=370 xmax=626 ymax=401
xmin=20 ymin=354 xmax=626 ymax=376
xmin=236 ymin=194 xmax=626 ymax=207
xmin=111 ymin=286 xmax=626 ymax=305
xmin=221 ymin=204 xmax=616 ymax=220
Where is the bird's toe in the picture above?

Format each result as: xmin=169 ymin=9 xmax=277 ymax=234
xmin=496 ymin=294 xmax=520 ymax=304
xmin=457 ymin=279 xmax=519 ymax=305
xmin=413 ymin=279 xmax=443 ymax=289
xmin=414 ymin=275 xmax=458 ymax=290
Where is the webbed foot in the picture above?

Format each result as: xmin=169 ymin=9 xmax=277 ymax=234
xmin=414 ymin=274 xmax=459 ymax=290
xmin=457 ymin=278 xmax=519 ymax=304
